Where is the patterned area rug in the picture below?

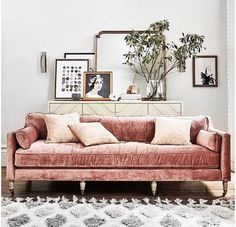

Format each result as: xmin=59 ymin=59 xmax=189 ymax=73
xmin=1 ymin=196 xmax=235 ymax=227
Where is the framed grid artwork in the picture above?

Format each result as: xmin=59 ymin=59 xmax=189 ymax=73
xmin=64 ymin=53 xmax=95 ymax=71
xmin=193 ymin=55 xmax=218 ymax=87
xmin=54 ymin=59 xmax=89 ymax=100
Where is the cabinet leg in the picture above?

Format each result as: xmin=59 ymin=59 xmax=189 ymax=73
xmin=222 ymin=181 xmax=228 ymax=197
xmin=9 ymin=180 xmax=14 ymax=197
xmin=151 ymin=181 xmax=157 ymax=196
xmin=80 ymin=181 xmax=86 ymax=195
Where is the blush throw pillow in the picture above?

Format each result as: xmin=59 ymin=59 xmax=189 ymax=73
xmin=196 ymin=130 xmax=222 ymax=152
xmin=44 ymin=113 xmax=80 ymax=143
xmin=16 ymin=126 xmax=39 ymax=149
xmin=68 ymin=122 xmax=119 ymax=146
xmin=151 ymin=118 xmax=192 ymax=145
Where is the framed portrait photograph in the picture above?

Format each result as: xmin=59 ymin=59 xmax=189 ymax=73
xmin=83 ymin=71 xmax=113 ymax=100
xmin=54 ymin=59 xmax=89 ymax=100
xmin=64 ymin=53 xmax=95 ymax=71
xmin=192 ymin=55 xmax=218 ymax=87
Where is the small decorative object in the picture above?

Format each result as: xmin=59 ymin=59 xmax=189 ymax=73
xmin=40 ymin=51 xmax=47 ymax=73
xmin=64 ymin=53 xmax=95 ymax=71
xmin=72 ymin=93 xmax=81 ymax=101
xmin=83 ymin=71 xmax=112 ymax=100
xmin=54 ymin=59 xmax=89 ymax=100
xmin=126 ymin=85 xmax=140 ymax=94
xmin=109 ymin=93 xmax=118 ymax=101
xmin=193 ymin=55 xmax=218 ymax=87
xmin=123 ymin=20 xmax=205 ymax=100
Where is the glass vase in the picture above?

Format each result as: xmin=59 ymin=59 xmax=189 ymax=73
xmin=146 ymin=80 xmax=164 ymax=101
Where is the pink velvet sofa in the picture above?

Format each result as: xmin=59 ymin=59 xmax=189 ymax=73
xmin=6 ymin=113 xmax=231 ymax=196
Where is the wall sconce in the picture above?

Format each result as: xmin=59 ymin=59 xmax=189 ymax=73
xmin=40 ymin=51 xmax=47 ymax=73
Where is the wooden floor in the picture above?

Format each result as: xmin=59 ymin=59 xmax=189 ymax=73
xmin=1 ymin=168 xmax=234 ymax=201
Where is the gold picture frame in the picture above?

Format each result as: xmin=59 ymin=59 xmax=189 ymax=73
xmin=83 ymin=71 xmax=113 ymax=100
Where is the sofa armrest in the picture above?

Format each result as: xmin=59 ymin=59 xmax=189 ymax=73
xmin=6 ymin=131 xmax=20 ymax=180
xmin=208 ymin=128 xmax=231 ymax=181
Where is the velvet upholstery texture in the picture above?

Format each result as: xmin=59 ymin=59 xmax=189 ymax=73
xmin=80 ymin=115 xmax=208 ymax=143
xmin=16 ymin=126 xmax=38 ymax=149
xmin=7 ymin=132 xmax=20 ymax=180
xmin=196 ymin=130 xmax=222 ymax=152
xmin=26 ymin=113 xmax=47 ymax=139
xmin=15 ymin=169 xmax=222 ymax=181
xmin=24 ymin=114 xmax=208 ymax=143
xmin=80 ymin=115 xmax=155 ymax=142
xmin=15 ymin=140 xmax=219 ymax=169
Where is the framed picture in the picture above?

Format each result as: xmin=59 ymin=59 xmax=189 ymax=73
xmin=193 ymin=55 xmax=218 ymax=87
xmin=83 ymin=71 xmax=113 ymax=100
xmin=54 ymin=59 xmax=89 ymax=100
xmin=64 ymin=53 xmax=95 ymax=71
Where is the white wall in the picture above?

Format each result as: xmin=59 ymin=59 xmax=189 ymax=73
xmin=2 ymin=0 xmax=228 ymax=146
xmin=227 ymin=0 xmax=235 ymax=171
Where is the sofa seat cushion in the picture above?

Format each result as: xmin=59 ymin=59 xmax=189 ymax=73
xmin=15 ymin=140 xmax=219 ymax=169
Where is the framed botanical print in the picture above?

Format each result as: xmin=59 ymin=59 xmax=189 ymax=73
xmin=64 ymin=53 xmax=95 ymax=71
xmin=193 ymin=55 xmax=218 ymax=87
xmin=83 ymin=71 xmax=113 ymax=100
xmin=54 ymin=59 xmax=89 ymax=100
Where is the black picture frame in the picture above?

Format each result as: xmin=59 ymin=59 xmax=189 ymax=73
xmin=193 ymin=55 xmax=218 ymax=87
xmin=64 ymin=53 xmax=95 ymax=71
xmin=54 ymin=59 xmax=89 ymax=100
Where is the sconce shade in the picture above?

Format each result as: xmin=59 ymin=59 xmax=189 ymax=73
xmin=40 ymin=52 xmax=47 ymax=73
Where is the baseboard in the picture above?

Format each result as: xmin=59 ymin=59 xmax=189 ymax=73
xmin=231 ymin=161 xmax=235 ymax=172
xmin=1 ymin=147 xmax=7 ymax=167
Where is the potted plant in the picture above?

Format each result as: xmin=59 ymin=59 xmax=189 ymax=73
xmin=123 ymin=20 xmax=205 ymax=100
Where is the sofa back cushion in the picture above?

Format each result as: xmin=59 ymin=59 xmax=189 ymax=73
xmin=80 ymin=115 xmax=208 ymax=143
xmin=25 ymin=114 xmax=208 ymax=143
xmin=80 ymin=115 xmax=154 ymax=142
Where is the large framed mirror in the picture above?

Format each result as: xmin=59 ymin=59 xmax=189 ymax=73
xmin=94 ymin=31 xmax=167 ymax=100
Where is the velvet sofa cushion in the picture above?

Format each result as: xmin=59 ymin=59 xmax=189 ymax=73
xmin=196 ymin=130 xmax=222 ymax=152
xmin=16 ymin=126 xmax=39 ymax=149
xmin=80 ymin=115 xmax=155 ymax=142
xmin=26 ymin=112 xmax=47 ymax=139
xmin=151 ymin=118 xmax=192 ymax=145
xmin=15 ymin=140 xmax=219 ymax=169
xmin=44 ymin=113 xmax=80 ymax=143
xmin=68 ymin=122 xmax=119 ymax=146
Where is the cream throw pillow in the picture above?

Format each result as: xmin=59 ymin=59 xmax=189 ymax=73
xmin=44 ymin=113 xmax=80 ymax=143
xmin=151 ymin=118 xmax=192 ymax=145
xmin=68 ymin=122 xmax=119 ymax=146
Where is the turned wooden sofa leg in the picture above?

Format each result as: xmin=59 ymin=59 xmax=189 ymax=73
xmin=80 ymin=181 xmax=86 ymax=195
xmin=151 ymin=181 xmax=157 ymax=196
xmin=9 ymin=180 xmax=14 ymax=197
xmin=222 ymin=181 xmax=228 ymax=197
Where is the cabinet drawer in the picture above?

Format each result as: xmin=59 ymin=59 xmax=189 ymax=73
xmin=116 ymin=103 xmax=148 ymax=116
xmin=49 ymin=103 xmax=82 ymax=114
xmin=148 ymin=103 xmax=181 ymax=116
xmin=82 ymin=104 xmax=115 ymax=115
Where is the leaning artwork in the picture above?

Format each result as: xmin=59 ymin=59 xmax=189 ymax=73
xmin=83 ymin=71 xmax=113 ymax=100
